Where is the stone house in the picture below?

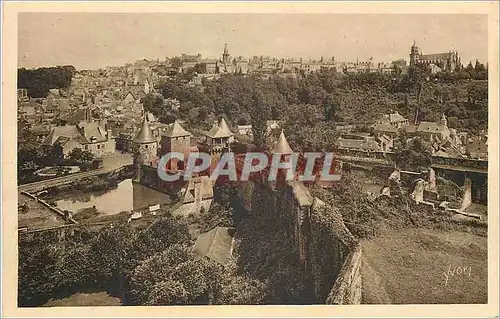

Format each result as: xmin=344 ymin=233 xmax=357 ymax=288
xmin=45 ymin=121 xmax=115 ymax=157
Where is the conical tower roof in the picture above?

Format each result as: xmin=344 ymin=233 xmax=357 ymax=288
xmin=272 ymin=130 xmax=293 ymax=154
xmin=164 ymin=120 xmax=191 ymax=138
xmin=205 ymin=118 xmax=234 ymax=138
xmin=219 ymin=118 xmax=232 ymax=135
xmin=134 ymin=117 xmax=156 ymax=143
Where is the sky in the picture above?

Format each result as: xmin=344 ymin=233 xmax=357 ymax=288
xmin=18 ymin=13 xmax=488 ymax=70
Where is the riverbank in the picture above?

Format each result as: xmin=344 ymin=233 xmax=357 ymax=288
xmin=41 ymin=176 xmax=173 ymax=222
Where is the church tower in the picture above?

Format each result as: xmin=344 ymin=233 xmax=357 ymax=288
xmin=410 ymin=41 xmax=420 ymax=67
xmin=133 ymin=117 xmax=158 ymax=182
xmin=222 ymin=43 xmax=231 ymax=65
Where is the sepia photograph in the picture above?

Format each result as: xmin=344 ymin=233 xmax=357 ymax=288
xmin=2 ymin=1 xmax=499 ymax=318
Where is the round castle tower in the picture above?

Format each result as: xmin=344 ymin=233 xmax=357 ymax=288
xmin=133 ymin=117 xmax=158 ymax=182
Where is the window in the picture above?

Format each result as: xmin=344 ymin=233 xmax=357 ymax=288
xmin=145 ymin=145 xmax=148 ymax=149
xmin=84 ymin=145 xmax=88 ymax=150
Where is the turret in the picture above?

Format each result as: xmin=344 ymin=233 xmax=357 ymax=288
xmin=200 ymin=118 xmax=235 ymax=175
xmin=272 ymin=130 xmax=293 ymax=156
xmin=132 ymin=117 xmax=158 ymax=182
xmin=160 ymin=120 xmax=192 ymax=157
xmin=270 ymin=130 xmax=294 ymax=188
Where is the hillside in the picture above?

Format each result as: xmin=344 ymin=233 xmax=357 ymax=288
xmin=362 ymin=229 xmax=487 ymax=304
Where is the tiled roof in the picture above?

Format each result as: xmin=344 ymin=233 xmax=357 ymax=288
xmin=336 ymin=137 xmax=380 ymax=151
xmin=192 ymin=227 xmax=234 ymax=266
xmin=272 ymin=130 xmax=293 ymax=154
xmin=389 ymin=112 xmax=407 ymax=122
xmin=374 ymin=123 xmax=398 ymax=133
xmin=163 ymin=120 xmax=191 ymax=138
xmin=417 ymin=121 xmax=448 ymax=134
xmin=420 ymin=53 xmax=452 ymax=61
xmin=45 ymin=122 xmax=107 ymax=146
xmin=134 ymin=118 xmax=156 ymax=143
xmin=205 ymin=118 xmax=234 ymax=138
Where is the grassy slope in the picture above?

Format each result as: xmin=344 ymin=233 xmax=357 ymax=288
xmin=361 ymin=228 xmax=487 ymax=304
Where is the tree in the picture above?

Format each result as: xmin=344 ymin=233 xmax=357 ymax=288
xmin=48 ymin=143 xmax=63 ymax=165
xmin=393 ymin=137 xmax=432 ymax=171
xmin=171 ymin=57 xmax=182 ymax=69
xmin=323 ymin=94 xmax=341 ymax=122
xmin=128 ymin=244 xmax=224 ymax=305
xmin=218 ymin=275 xmax=267 ymax=304
xmin=250 ymin=88 xmax=271 ymax=151
xmin=147 ymin=280 xmax=189 ymax=305
xmin=281 ymin=103 xmax=338 ymax=151
xmin=67 ymin=148 xmax=94 ymax=165
xmin=141 ymin=92 xmax=165 ymax=117
xmin=18 ymin=66 xmax=75 ymax=98
xmin=474 ymin=60 xmax=487 ymax=80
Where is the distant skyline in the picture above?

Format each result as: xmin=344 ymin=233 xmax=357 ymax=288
xmin=18 ymin=13 xmax=488 ymax=70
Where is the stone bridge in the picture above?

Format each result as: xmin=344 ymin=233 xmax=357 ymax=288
xmin=336 ymin=149 xmax=488 ymax=204
xmin=18 ymin=164 xmax=133 ymax=193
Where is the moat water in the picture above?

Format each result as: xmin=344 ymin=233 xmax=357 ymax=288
xmin=54 ymin=178 xmax=171 ymax=215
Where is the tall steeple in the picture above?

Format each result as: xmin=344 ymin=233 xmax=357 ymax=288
xmin=222 ymin=43 xmax=230 ymax=65
xmin=410 ymin=41 xmax=420 ymax=67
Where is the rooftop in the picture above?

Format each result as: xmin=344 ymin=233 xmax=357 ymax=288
xmin=163 ymin=120 xmax=191 ymax=138
xmin=205 ymin=118 xmax=234 ymax=139
xmin=134 ymin=118 xmax=156 ymax=143
xmin=272 ymin=130 xmax=293 ymax=154
xmin=192 ymin=227 xmax=234 ymax=266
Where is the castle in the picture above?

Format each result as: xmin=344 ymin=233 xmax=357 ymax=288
xmin=131 ymin=116 xmax=350 ymax=267
xmin=409 ymin=41 xmax=461 ymax=73
xmin=132 ymin=116 xmax=242 ymax=196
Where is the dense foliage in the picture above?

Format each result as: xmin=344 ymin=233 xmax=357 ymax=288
xmin=18 ymin=66 xmax=76 ymax=98
xmin=143 ymin=66 xmax=487 ymax=147
xmin=393 ymin=137 xmax=433 ymax=171
xmin=18 ymin=216 xmax=191 ymax=306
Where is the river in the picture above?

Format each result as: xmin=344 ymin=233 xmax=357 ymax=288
xmin=54 ymin=178 xmax=171 ymax=215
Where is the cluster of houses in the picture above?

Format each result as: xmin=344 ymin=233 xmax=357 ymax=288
xmin=337 ymin=110 xmax=488 ymax=160
xmin=17 ymin=41 xmax=483 ymax=163
xmin=17 ymin=58 xmax=185 ymax=159
xmin=235 ymin=109 xmax=487 ymax=161
xmin=157 ymin=44 xmax=404 ymax=79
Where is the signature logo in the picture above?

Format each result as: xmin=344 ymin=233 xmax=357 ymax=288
xmin=443 ymin=265 xmax=472 ymax=287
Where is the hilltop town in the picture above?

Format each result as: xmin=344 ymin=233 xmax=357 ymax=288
xmin=17 ymin=42 xmax=488 ymax=306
